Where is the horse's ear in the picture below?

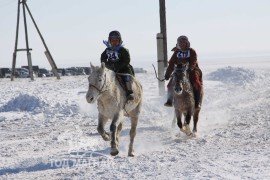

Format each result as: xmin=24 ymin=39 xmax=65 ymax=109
xmin=90 ymin=62 xmax=95 ymax=69
xmin=101 ymin=62 xmax=106 ymax=70
xmin=90 ymin=62 xmax=95 ymax=74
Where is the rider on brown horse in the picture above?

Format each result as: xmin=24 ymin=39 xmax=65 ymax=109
xmin=164 ymin=35 xmax=203 ymax=109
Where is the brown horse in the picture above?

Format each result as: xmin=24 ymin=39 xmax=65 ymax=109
xmin=86 ymin=63 xmax=143 ymax=156
xmin=172 ymin=63 xmax=202 ymax=137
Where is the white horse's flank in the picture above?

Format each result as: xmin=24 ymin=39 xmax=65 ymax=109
xmin=86 ymin=63 xmax=143 ymax=156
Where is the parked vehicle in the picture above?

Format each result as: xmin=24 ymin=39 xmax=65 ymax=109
xmin=134 ymin=67 xmax=147 ymax=73
xmin=38 ymin=68 xmax=52 ymax=77
xmin=18 ymin=67 xmax=29 ymax=73
xmin=0 ymin=68 xmax=11 ymax=78
xmin=18 ymin=71 xmax=29 ymax=78
xmin=64 ymin=69 xmax=76 ymax=76
xmin=16 ymin=68 xmax=29 ymax=78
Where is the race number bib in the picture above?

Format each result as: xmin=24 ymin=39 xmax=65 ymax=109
xmin=177 ymin=50 xmax=190 ymax=59
xmin=106 ymin=50 xmax=119 ymax=62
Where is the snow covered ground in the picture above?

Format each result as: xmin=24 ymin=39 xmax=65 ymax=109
xmin=0 ymin=57 xmax=269 ymax=179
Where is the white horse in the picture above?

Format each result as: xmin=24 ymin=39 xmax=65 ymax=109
xmin=86 ymin=63 xmax=143 ymax=156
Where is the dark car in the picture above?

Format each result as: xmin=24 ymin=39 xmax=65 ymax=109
xmin=16 ymin=68 xmax=30 ymax=78
xmin=38 ymin=68 xmax=51 ymax=77
xmin=0 ymin=68 xmax=11 ymax=78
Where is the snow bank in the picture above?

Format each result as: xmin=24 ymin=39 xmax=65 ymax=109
xmin=0 ymin=62 xmax=269 ymax=179
xmin=205 ymin=66 xmax=256 ymax=85
xmin=0 ymin=94 xmax=47 ymax=113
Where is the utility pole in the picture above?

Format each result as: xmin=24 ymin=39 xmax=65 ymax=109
xmin=159 ymin=0 xmax=168 ymax=68
xmin=156 ymin=33 xmax=165 ymax=96
xmin=11 ymin=0 xmax=60 ymax=81
xmin=156 ymin=0 xmax=167 ymax=95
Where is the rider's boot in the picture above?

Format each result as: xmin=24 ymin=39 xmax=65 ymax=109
xmin=125 ymin=81 xmax=134 ymax=101
xmin=194 ymin=89 xmax=201 ymax=110
xmin=164 ymin=87 xmax=173 ymax=107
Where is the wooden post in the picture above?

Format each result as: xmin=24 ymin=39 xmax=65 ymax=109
xmin=22 ymin=0 xmax=34 ymax=80
xmin=159 ymin=0 xmax=168 ymax=68
xmin=11 ymin=0 xmax=60 ymax=80
xmin=11 ymin=0 xmax=21 ymax=81
xmin=45 ymin=51 xmax=60 ymax=79
xmin=157 ymin=33 xmax=165 ymax=96
xmin=157 ymin=0 xmax=168 ymax=95
xmin=25 ymin=3 xmax=60 ymax=79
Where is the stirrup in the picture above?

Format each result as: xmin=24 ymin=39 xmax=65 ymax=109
xmin=195 ymin=103 xmax=201 ymax=110
xmin=127 ymin=94 xmax=134 ymax=101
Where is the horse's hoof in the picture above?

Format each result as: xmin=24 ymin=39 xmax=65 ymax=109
xmin=186 ymin=132 xmax=193 ymax=136
xmin=128 ymin=149 xmax=135 ymax=157
xmin=180 ymin=128 xmax=186 ymax=133
xmin=192 ymin=130 xmax=197 ymax=137
xmin=184 ymin=125 xmax=192 ymax=136
xmin=102 ymin=133 xmax=111 ymax=141
xmin=110 ymin=149 xmax=119 ymax=156
xmin=128 ymin=153 xmax=135 ymax=157
xmin=102 ymin=136 xmax=111 ymax=141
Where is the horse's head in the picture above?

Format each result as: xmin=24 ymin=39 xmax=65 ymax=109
xmin=86 ymin=62 xmax=107 ymax=103
xmin=173 ymin=63 xmax=189 ymax=95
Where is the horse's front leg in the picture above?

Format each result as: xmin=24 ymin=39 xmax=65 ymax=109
xmin=192 ymin=109 xmax=200 ymax=137
xmin=183 ymin=112 xmax=192 ymax=136
xmin=97 ymin=114 xmax=110 ymax=141
xmin=176 ymin=109 xmax=185 ymax=133
xmin=171 ymin=112 xmax=177 ymax=128
xmin=116 ymin=122 xmax=123 ymax=145
xmin=128 ymin=116 xmax=138 ymax=157
xmin=110 ymin=112 xmax=123 ymax=156
xmin=193 ymin=90 xmax=203 ymax=136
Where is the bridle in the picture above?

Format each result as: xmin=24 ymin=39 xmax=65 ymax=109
xmin=174 ymin=71 xmax=188 ymax=84
xmin=88 ymin=74 xmax=107 ymax=95
xmin=174 ymin=67 xmax=188 ymax=83
xmin=173 ymin=66 xmax=192 ymax=94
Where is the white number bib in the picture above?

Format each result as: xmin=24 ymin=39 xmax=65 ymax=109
xmin=106 ymin=50 xmax=119 ymax=62
xmin=177 ymin=50 xmax=190 ymax=59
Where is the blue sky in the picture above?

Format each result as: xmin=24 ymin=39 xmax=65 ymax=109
xmin=1 ymin=0 xmax=270 ymax=68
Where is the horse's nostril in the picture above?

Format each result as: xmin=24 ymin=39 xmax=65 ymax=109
xmin=90 ymin=97 xmax=94 ymax=101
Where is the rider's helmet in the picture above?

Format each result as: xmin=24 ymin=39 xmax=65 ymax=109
xmin=108 ymin=30 xmax=122 ymax=44
xmin=177 ymin=35 xmax=190 ymax=49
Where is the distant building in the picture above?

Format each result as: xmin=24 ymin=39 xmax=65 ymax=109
xmin=134 ymin=68 xmax=147 ymax=73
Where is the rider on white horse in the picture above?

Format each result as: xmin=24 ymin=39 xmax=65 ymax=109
xmin=101 ymin=30 xmax=135 ymax=101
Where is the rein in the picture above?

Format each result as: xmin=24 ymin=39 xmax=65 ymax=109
xmin=152 ymin=64 xmax=165 ymax=82
xmin=89 ymin=74 xmax=107 ymax=95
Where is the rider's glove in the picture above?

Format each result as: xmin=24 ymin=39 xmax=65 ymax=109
xmin=165 ymin=74 xmax=170 ymax=80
